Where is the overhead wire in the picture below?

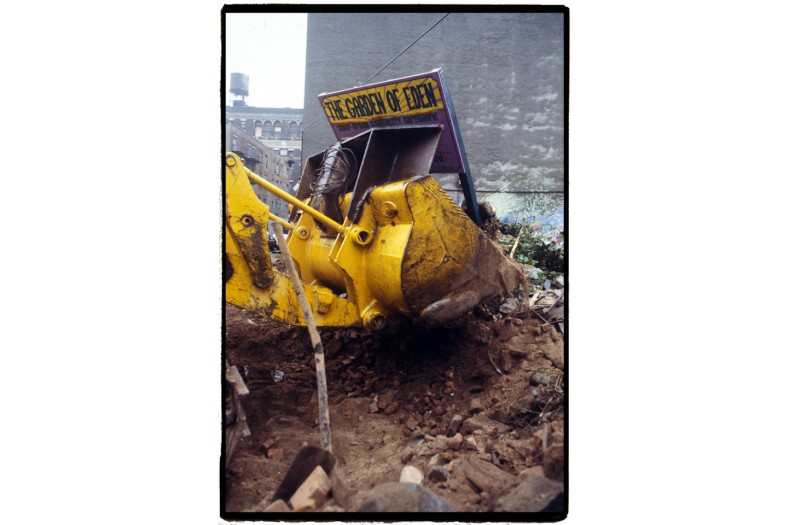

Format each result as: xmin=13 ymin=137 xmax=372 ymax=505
xmin=300 ymin=13 xmax=450 ymax=137
xmin=358 ymin=13 xmax=450 ymax=86
xmin=295 ymin=13 xmax=562 ymax=220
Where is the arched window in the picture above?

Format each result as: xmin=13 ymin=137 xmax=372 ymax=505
xmin=263 ymin=121 xmax=273 ymax=137
xmin=289 ymin=121 xmax=299 ymax=139
xmin=274 ymin=120 xmax=282 ymax=138
xmin=254 ymin=121 xmax=263 ymax=138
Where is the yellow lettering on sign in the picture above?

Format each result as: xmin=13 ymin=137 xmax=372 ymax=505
xmin=321 ymin=78 xmax=444 ymax=124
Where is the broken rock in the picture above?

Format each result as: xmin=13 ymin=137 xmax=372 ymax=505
xmin=543 ymin=343 xmax=564 ymax=370
xmin=428 ymin=453 xmax=451 ymax=466
xmin=260 ymin=437 xmax=276 ymax=453
xmin=357 ymin=482 xmax=456 ymax=512
xmin=499 ymin=298 xmax=519 ymax=315
xmin=465 ymin=436 xmax=485 ymax=453
xmin=272 ymin=446 xmax=336 ymax=503
xmin=542 ymin=444 xmax=565 ymax=483
xmin=494 ymin=474 xmax=564 ymax=512
xmin=329 ymin=465 xmax=351 ymax=509
xmin=262 ymin=499 xmax=290 ymax=512
xmin=289 ymin=465 xmax=332 ymax=511
xmin=460 ymin=458 xmax=517 ymax=497
xmin=446 ymin=414 xmax=463 ymax=437
xmin=400 ymin=447 xmax=415 ymax=464
xmin=469 ymin=397 xmax=485 ymax=414
xmin=378 ymin=389 xmax=396 ymax=407
xmin=509 ymin=346 xmax=528 ymax=358
xmin=447 ymin=432 xmax=463 ymax=451
xmin=463 ymin=414 xmax=511 ymax=435
xmin=399 ymin=465 xmax=424 ymax=485
xmin=430 ymin=434 xmax=448 ymax=452
xmin=426 ymin=465 xmax=450 ymax=483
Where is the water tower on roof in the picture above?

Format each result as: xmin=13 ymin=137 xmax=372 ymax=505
xmin=230 ymin=72 xmax=249 ymax=107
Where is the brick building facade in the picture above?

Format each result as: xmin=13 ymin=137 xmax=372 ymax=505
xmin=225 ymin=106 xmax=303 ymax=141
xmin=226 ymin=104 xmax=304 ymax=214
xmin=225 ymin=121 xmax=293 ymax=220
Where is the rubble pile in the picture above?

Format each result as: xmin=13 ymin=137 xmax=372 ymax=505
xmin=224 ymin=288 xmax=565 ymax=514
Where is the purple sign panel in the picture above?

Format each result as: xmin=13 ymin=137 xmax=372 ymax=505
xmin=318 ymin=69 xmax=468 ymax=174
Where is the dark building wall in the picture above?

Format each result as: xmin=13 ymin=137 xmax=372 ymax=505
xmin=302 ymin=11 xmax=564 ymax=220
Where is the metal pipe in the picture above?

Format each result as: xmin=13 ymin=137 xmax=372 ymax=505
xmin=246 ymin=168 xmax=347 ymax=234
xmin=273 ymin=222 xmax=333 ymax=452
xmin=268 ymin=212 xmax=294 ymax=231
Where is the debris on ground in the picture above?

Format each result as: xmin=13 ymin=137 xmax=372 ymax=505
xmin=493 ymin=474 xmax=565 ymax=512
xmin=289 ymin=465 xmax=332 ymax=511
xmin=224 ymin=362 xmax=251 ymax=466
xmin=224 ymin=296 xmax=566 ymax=513
xmin=357 ymin=481 xmax=457 ymax=512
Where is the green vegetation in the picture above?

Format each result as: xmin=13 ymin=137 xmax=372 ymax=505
xmin=498 ymin=223 xmax=564 ymax=289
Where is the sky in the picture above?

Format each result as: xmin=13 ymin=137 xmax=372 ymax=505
xmin=225 ymin=12 xmax=308 ymax=108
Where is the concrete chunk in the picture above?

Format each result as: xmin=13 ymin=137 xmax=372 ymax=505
xmin=465 ymin=436 xmax=485 ymax=453
xmin=542 ymin=444 xmax=565 ymax=483
xmin=446 ymin=414 xmax=463 ymax=437
xmin=447 ymin=432 xmax=463 ymax=451
xmin=261 ymin=437 xmax=276 ymax=452
xmin=399 ymin=465 xmax=424 ymax=485
xmin=494 ymin=474 xmax=564 ymax=512
xmin=357 ymin=482 xmax=456 ymax=512
xmin=289 ymin=465 xmax=332 ymax=511
xmin=463 ymin=414 xmax=511 ymax=435
xmin=469 ymin=397 xmax=485 ymax=414
xmin=460 ymin=458 xmax=517 ymax=497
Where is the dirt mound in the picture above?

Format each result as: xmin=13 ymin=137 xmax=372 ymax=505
xmin=223 ymin=301 xmax=565 ymax=513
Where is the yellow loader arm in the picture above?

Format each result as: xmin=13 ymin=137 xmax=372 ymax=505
xmin=224 ymin=126 xmax=526 ymax=330
xmin=225 ymin=154 xmax=360 ymax=327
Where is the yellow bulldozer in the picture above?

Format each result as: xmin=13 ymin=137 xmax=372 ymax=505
xmin=224 ymin=125 xmax=525 ymax=330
